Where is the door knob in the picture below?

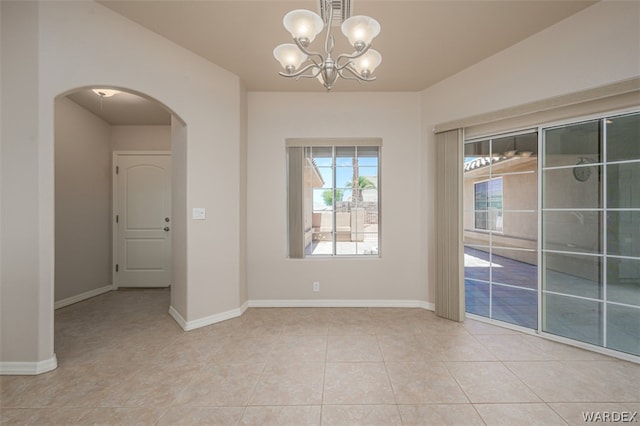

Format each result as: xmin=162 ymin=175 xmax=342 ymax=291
xmin=164 ymin=227 xmax=170 ymax=232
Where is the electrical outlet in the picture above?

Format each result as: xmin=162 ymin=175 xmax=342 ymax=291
xmin=313 ymin=281 xmax=320 ymax=292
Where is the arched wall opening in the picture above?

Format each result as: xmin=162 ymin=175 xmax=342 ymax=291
xmin=53 ymin=85 xmax=188 ymax=363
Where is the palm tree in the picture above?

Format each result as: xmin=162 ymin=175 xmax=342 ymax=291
xmin=346 ymin=176 xmax=376 ymax=203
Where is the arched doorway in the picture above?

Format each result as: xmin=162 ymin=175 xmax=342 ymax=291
xmin=53 ymin=86 xmax=187 ymax=364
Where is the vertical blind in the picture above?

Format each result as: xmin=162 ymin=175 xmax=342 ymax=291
xmin=435 ymin=129 xmax=465 ymax=321
xmin=287 ymin=147 xmax=304 ymax=258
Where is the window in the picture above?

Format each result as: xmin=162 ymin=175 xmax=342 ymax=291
xmin=474 ymin=178 xmax=503 ymax=231
xmin=464 ymin=131 xmax=539 ymax=330
xmin=287 ymin=140 xmax=380 ymax=257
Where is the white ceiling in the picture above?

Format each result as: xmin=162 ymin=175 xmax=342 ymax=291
xmin=68 ymin=0 xmax=597 ymax=124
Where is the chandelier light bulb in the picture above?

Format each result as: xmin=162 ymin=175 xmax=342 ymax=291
xmin=341 ymin=15 xmax=381 ymax=48
xmin=353 ymin=49 xmax=382 ymax=76
xmin=273 ymin=44 xmax=308 ymax=72
xmin=283 ymin=9 xmax=324 ymax=43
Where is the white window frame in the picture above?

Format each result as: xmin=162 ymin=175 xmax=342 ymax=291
xmin=286 ymin=138 xmax=382 ymax=258
xmin=473 ymin=176 xmax=503 ymax=232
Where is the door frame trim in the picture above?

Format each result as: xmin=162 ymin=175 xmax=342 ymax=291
xmin=112 ymin=151 xmax=172 ymax=289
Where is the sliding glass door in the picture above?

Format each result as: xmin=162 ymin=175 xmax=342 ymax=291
xmin=463 ymin=110 xmax=639 ymax=358
xmin=542 ymin=112 xmax=640 ymax=356
xmin=463 ymin=131 xmax=538 ymax=329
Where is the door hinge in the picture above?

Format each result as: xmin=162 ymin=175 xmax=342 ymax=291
xmin=115 ymin=264 xmax=119 ymax=272
xmin=116 ymin=215 xmax=119 ymax=223
xmin=115 ymin=166 xmax=119 ymax=174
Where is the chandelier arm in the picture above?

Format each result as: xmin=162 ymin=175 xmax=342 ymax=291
xmin=293 ymin=38 xmax=324 ymax=62
xmin=295 ymin=71 xmax=323 ymax=81
xmin=335 ymin=44 xmax=372 ymax=69
xmin=323 ymin=0 xmax=335 ymax=55
xmin=335 ymin=69 xmax=363 ymax=83
xmin=340 ymin=65 xmax=376 ymax=82
xmin=278 ymin=62 xmax=320 ymax=79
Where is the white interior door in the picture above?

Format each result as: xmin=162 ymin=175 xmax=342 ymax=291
xmin=114 ymin=153 xmax=171 ymax=288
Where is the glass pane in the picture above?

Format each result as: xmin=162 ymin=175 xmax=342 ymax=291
xmin=607 ymin=113 xmax=640 ymax=162
xmin=465 ymin=279 xmax=490 ymax=317
xmin=492 ymin=284 xmax=538 ymax=329
xmin=311 ymin=146 xmax=333 ymax=166
xmin=498 ymin=173 xmax=537 ymax=211
xmin=607 ymin=162 xmax=640 ymax=209
xmin=465 ymin=140 xmax=490 ymax=157
xmin=607 ymin=211 xmax=640 ymax=257
xmin=361 ymin=232 xmax=379 ymax=255
xmin=499 ymin=211 xmax=537 ymax=242
xmin=464 ymin=246 xmax=491 ymax=283
xmin=358 ymin=166 xmax=378 ymax=186
xmin=336 ymin=167 xmax=354 ymax=190
xmin=607 ymin=304 xmax=640 ymax=356
xmin=515 ymin=132 xmax=538 ymax=156
xmin=492 ymin=135 xmax=516 ymax=157
xmin=607 ymin=257 xmax=640 ymax=306
xmin=542 ymin=252 xmax=602 ymax=299
xmin=335 ymin=146 xmax=355 ymax=166
xmin=463 ymin=212 xmax=491 ymax=245
xmin=475 ymin=181 xmax=488 ymax=210
xmin=492 ymin=133 xmax=538 ymax=158
xmin=311 ymin=166 xmax=332 ymax=189
xmin=491 ymin=248 xmax=537 ymax=290
xmin=488 ymin=178 xmax=503 ymax=210
xmin=543 ymin=166 xmax=601 ymax=209
xmin=543 ymin=293 xmax=603 ymax=346
xmin=542 ymin=211 xmax=601 ymax=254
xmin=306 ymin=237 xmax=332 ymax=256
xmin=543 ymin=120 xmax=601 ymax=168
xmin=314 ymin=188 xmax=338 ymax=210
xmin=340 ymin=236 xmax=379 ymax=256
xmin=464 ymin=140 xmax=492 ymax=178
xmin=336 ymin=241 xmax=356 ymax=255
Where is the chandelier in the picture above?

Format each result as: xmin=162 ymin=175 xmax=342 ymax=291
xmin=273 ymin=0 xmax=382 ymax=91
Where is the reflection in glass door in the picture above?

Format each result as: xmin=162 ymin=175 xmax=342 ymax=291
xmin=542 ymin=112 xmax=640 ymax=357
xmin=463 ymin=131 xmax=539 ymax=329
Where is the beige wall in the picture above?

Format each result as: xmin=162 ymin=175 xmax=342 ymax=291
xmin=239 ymin=83 xmax=248 ymax=306
xmin=1 ymin=1 xmax=49 ymax=364
xmin=171 ymin=117 xmax=188 ymax=317
xmin=421 ymin=0 xmax=640 ymax=304
xmin=54 ymin=97 xmax=112 ymax=302
xmin=110 ymin=125 xmax=171 ymax=151
xmin=1 ymin=0 xmax=243 ymax=368
xmin=247 ymin=92 xmax=425 ymax=302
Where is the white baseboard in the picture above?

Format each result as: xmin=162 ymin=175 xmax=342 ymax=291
xmin=248 ymin=299 xmax=435 ymax=310
xmin=168 ymin=299 xmax=432 ymax=331
xmin=54 ymin=284 xmax=114 ymax=310
xmin=0 ymin=355 xmax=58 ymax=375
xmin=169 ymin=303 xmax=246 ymax=331
xmin=168 ymin=305 xmax=188 ymax=330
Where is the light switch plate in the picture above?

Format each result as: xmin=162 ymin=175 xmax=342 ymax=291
xmin=192 ymin=208 xmax=206 ymax=220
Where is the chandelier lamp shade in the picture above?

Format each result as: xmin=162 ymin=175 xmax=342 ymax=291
xmin=273 ymin=0 xmax=382 ymax=90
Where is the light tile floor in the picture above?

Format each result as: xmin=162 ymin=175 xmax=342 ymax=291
xmin=1 ymin=288 xmax=639 ymax=425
